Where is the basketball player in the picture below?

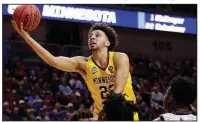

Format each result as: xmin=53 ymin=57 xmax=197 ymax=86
xmin=154 ymin=76 xmax=196 ymax=121
xmin=11 ymin=21 xmax=138 ymax=120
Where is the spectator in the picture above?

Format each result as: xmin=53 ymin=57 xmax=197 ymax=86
xmin=78 ymin=103 xmax=85 ymax=111
xmin=140 ymin=106 xmax=151 ymax=121
xmin=10 ymin=107 xmax=21 ymax=120
xmin=39 ymin=105 xmax=50 ymax=121
xmin=54 ymin=103 xmax=67 ymax=120
xmin=151 ymin=87 xmax=164 ymax=106
xmin=18 ymin=100 xmax=27 ymax=118
xmin=38 ymin=78 xmax=44 ymax=86
xmin=27 ymin=91 xmax=43 ymax=111
xmin=14 ymin=62 xmax=25 ymax=78
xmin=3 ymin=102 xmax=12 ymax=121
xmin=69 ymin=73 xmax=84 ymax=90
xmin=66 ymin=103 xmax=76 ymax=118
xmin=18 ymin=76 xmax=31 ymax=97
xmin=3 ymin=69 xmax=12 ymax=91
xmin=34 ymin=83 xmax=42 ymax=94
xmin=11 ymin=77 xmax=20 ymax=92
xmin=42 ymin=82 xmax=50 ymax=92
xmin=26 ymin=109 xmax=36 ymax=121
xmin=50 ymin=72 xmax=60 ymax=94
xmin=49 ymin=102 xmax=66 ymax=121
xmin=136 ymin=92 xmax=142 ymax=104
xmin=59 ymin=77 xmax=73 ymax=96
xmin=28 ymin=69 xmax=37 ymax=85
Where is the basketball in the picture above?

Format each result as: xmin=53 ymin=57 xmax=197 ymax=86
xmin=12 ymin=5 xmax=41 ymax=31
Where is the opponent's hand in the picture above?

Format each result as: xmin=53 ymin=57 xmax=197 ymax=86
xmin=11 ymin=20 xmax=29 ymax=38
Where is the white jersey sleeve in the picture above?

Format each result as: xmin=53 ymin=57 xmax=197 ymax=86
xmin=156 ymin=113 xmax=196 ymax=121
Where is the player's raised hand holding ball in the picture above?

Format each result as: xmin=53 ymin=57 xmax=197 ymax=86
xmin=11 ymin=5 xmax=41 ymax=37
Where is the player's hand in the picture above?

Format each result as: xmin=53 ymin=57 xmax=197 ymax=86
xmin=11 ymin=20 xmax=29 ymax=38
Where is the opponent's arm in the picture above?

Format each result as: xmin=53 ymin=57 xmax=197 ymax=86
xmin=113 ymin=53 xmax=130 ymax=94
xmin=11 ymin=21 xmax=83 ymax=73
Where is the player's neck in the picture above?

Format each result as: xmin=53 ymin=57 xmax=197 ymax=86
xmin=172 ymin=104 xmax=190 ymax=114
xmin=92 ymin=49 xmax=109 ymax=67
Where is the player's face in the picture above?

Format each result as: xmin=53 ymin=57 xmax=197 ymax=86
xmin=88 ymin=30 xmax=110 ymax=51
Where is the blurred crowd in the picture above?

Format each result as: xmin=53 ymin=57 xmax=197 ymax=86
xmin=129 ymin=53 xmax=197 ymax=120
xmin=3 ymin=61 xmax=93 ymax=121
xmin=3 ymin=53 xmax=197 ymax=121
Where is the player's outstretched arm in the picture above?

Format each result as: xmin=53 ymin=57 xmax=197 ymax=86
xmin=11 ymin=21 xmax=85 ymax=73
xmin=113 ymin=52 xmax=130 ymax=94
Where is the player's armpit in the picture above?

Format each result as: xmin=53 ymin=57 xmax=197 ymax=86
xmin=52 ymin=56 xmax=87 ymax=73
xmin=113 ymin=52 xmax=130 ymax=94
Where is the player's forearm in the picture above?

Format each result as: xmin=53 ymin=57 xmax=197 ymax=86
xmin=23 ymin=34 xmax=56 ymax=65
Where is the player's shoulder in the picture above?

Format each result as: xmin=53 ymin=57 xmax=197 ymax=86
xmin=113 ymin=52 xmax=129 ymax=61
xmin=73 ymin=56 xmax=88 ymax=62
xmin=113 ymin=52 xmax=129 ymax=58
xmin=73 ymin=56 xmax=88 ymax=69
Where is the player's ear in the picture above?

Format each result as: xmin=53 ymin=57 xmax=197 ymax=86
xmin=105 ymin=41 xmax=110 ymax=46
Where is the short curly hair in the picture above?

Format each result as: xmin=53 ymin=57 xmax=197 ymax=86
xmin=170 ymin=76 xmax=196 ymax=106
xmin=88 ymin=23 xmax=119 ymax=51
xmin=69 ymin=110 xmax=93 ymax=121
